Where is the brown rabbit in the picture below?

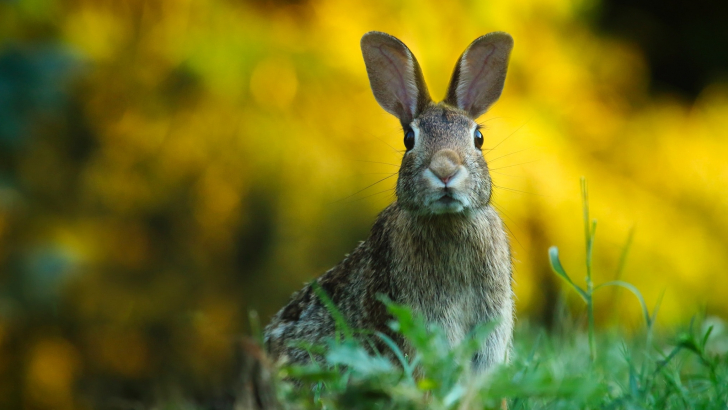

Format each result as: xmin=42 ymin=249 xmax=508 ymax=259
xmin=265 ymin=31 xmax=514 ymax=373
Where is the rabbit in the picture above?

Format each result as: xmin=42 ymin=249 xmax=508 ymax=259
xmin=264 ymin=31 xmax=514 ymax=373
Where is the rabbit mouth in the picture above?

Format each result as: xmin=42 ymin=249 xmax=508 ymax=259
xmin=428 ymin=192 xmax=465 ymax=214
xmin=438 ymin=194 xmax=458 ymax=205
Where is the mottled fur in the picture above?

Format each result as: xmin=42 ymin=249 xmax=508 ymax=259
xmin=265 ymin=31 xmax=515 ymax=373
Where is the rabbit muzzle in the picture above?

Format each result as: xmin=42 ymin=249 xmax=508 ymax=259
xmin=423 ymin=148 xmax=471 ymax=214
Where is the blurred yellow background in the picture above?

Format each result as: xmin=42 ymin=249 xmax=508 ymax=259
xmin=1 ymin=0 xmax=727 ymax=407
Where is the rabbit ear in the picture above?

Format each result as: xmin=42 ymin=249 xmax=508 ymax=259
xmin=361 ymin=32 xmax=431 ymax=127
xmin=444 ymin=32 xmax=513 ymax=119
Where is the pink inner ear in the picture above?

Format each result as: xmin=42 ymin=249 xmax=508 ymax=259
xmin=459 ymin=44 xmax=497 ymax=112
xmin=376 ymin=44 xmax=414 ymax=116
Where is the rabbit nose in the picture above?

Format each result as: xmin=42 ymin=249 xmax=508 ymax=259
xmin=429 ymin=149 xmax=462 ymax=184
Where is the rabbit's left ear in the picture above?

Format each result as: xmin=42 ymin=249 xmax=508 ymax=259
xmin=361 ymin=32 xmax=432 ymax=127
xmin=444 ymin=32 xmax=513 ymax=119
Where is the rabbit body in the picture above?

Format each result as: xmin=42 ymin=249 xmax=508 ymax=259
xmin=265 ymin=31 xmax=515 ymax=372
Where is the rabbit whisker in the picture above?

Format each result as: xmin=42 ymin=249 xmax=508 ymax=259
xmin=355 ymin=160 xmax=401 ymax=167
xmin=333 ymin=173 xmax=398 ymax=204
xmin=490 ymin=201 xmax=524 ymax=251
xmin=487 ymin=149 xmax=528 ymax=163
xmin=490 ymin=171 xmax=524 ymax=178
xmin=477 ymin=116 xmax=504 ymax=127
xmin=493 ymin=183 xmax=547 ymax=197
xmin=340 ymin=187 xmax=396 ymax=205
xmin=490 ymin=160 xmax=539 ymax=171
xmin=374 ymin=135 xmax=406 ymax=155
xmin=482 ymin=117 xmax=531 ymax=152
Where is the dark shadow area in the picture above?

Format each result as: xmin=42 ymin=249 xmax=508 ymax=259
xmin=595 ymin=0 xmax=728 ymax=99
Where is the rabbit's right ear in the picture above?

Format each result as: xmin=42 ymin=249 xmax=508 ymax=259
xmin=444 ymin=32 xmax=513 ymax=119
xmin=361 ymin=32 xmax=431 ymax=127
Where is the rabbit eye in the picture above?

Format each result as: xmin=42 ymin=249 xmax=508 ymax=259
xmin=474 ymin=129 xmax=484 ymax=149
xmin=404 ymin=129 xmax=415 ymax=150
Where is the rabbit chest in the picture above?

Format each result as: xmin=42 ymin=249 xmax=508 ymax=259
xmin=388 ymin=206 xmax=512 ymax=348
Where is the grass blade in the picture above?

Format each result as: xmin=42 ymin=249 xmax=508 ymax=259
xmin=594 ymin=280 xmax=651 ymax=328
xmin=311 ymin=281 xmax=354 ymax=340
xmin=375 ymin=331 xmax=416 ymax=384
xmin=549 ymin=246 xmax=588 ymax=302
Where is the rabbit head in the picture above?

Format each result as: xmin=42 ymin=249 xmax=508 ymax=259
xmin=361 ymin=32 xmax=513 ymax=215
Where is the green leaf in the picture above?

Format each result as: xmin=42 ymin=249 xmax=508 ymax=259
xmin=650 ymin=289 xmax=665 ymax=326
xmin=375 ymin=331 xmax=416 ymax=384
xmin=285 ymin=364 xmax=340 ymax=383
xmin=417 ymin=378 xmax=438 ymax=391
xmin=614 ymin=227 xmax=636 ymax=281
xmin=312 ymin=281 xmax=354 ymax=340
xmin=379 ymin=295 xmax=434 ymax=352
xmin=443 ymin=383 xmax=465 ymax=406
xmin=594 ymin=280 xmax=651 ymax=328
xmin=326 ymin=341 xmax=395 ymax=377
xmin=548 ymin=246 xmax=588 ymax=302
xmin=581 ymin=176 xmax=590 ymax=244
xmin=701 ymin=325 xmax=714 ymax=350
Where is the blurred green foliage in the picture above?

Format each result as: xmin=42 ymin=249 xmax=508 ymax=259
xmin=0 ymin=0 xmax=727 ymax=408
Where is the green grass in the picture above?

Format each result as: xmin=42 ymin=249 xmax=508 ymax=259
xmin=270 ymin=180 xmax=728 ymax=410
xmin=276 ymin=306 xmax=727 ymax=409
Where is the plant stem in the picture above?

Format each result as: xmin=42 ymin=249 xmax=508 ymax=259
xmin=581 ymin=177 xmax=597 ymax=362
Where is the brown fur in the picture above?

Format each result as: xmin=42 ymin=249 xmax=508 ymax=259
xmin=265 ymin=31 xmax=515 ymax=373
